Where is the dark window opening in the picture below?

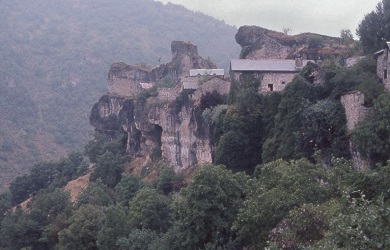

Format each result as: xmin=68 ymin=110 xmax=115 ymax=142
xmin=281 ymin=81 xmax=286 ymax=84
xmin=151 ymin=124 xmax=163 ymax=161
xmin=268 ymin=84 xmax=273 ymax=91
xmin=384 ymin=69 xmax=388 ymax=80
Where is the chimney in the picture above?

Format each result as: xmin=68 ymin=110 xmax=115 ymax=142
xmin=295 ymin=57 xmax=303 ymax=70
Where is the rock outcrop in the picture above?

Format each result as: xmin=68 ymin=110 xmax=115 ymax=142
xmin=90 ymin=41 xmax=230 ymax=172
xmin=236 ymin=25 xmax=351 ymax=60
xmin=106 ymin=41 xmax=216 ymax=98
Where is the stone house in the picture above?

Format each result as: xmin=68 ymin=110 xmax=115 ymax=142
xmin=230 ymin=58 xmax=311 ymax=93
xmin=183 ymin=69 xmax=226 ymax=90
xmin=374 ymin=42 xmax=390 ymax=91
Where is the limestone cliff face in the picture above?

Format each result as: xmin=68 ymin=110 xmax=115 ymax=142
xmin=90 ymin=41 xmax=230 ymax=172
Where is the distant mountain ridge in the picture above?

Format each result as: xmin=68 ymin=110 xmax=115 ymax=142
xmin=0 ymin=0 xmax=239 ymax=189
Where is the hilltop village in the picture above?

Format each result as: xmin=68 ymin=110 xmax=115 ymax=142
xmin=4 ymin=0 xmax=390 ymax=247
xmin=90 ymin=25 xmax=388 ymax=171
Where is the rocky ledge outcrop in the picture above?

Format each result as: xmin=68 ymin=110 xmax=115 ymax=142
xmin=107 ymin=41 xmax=216 ymax=97
xmin=90 ymin=41 xmax=230 ymax=172
xmin=236 ymin=25 xmax=351 ymax=60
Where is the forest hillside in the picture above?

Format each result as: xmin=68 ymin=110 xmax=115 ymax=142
xmin=1 ymin=0 xmax=390 ymax=249
xmin=0 ymin=0 xmax=239 ymax=188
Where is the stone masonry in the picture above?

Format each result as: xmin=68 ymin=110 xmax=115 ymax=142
xmin=340 ymin=90 xmax=369 ymax=170
xmin=91 ymin=41 xmax=230 ymax=172
xmin=375 ymin=42 xmax=390 ymax=91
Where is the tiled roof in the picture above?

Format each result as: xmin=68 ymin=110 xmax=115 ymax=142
xmin=230 ymin=59 xmax=310 ymax=72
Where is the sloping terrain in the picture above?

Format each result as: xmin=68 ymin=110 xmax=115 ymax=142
xmin=0 ymin=0 xmax=239 ymax=188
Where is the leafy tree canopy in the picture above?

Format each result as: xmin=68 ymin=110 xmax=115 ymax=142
xmin=357 ymin=0 xmax=390 ymax=53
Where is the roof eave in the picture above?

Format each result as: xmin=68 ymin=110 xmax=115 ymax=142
xmin=231 ymin=69 xmax=299 ymax=73
xmin=374 ymin=49 xmax=385 ymax=56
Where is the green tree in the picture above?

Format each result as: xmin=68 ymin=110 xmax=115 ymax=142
xmin=127 ymin=187 xmax=172 ymax=233
xmin=0 ymin=192 xmax=11 ymax=222
xmin=297 ymin=99 xmax=349 ymax=167
xmin=28 ymin=189 xmax=73 ymax=249
xmin=115 ymin=174 xmax=144 ymax=206
xmin=9 ymin=174 xmax=32 ymax=205
xmin=269 ymin=204 xmax=330 ymax=249
xmin=215 ymin=130 xmax=254 ymax=172
xmin=167 ymin=165 xmax=248 ymax=249
xmin=215 ymin=73 xmax=263 ymax=172
xmin=97 ymin=205 xmax=130 ymax=250
xmin=89 ymin=150 xmax=124 ymax=188
xmin=340 ymin=29 xmax=354 ymax=45
xmin=156 ymin=167 xmax=183 ymax=195
xmin=57 ymin=204 xmax=104 ymax=250
xmin=315 ymin=193 xmax=390 ymax=249
xmin=327 ymin=56 xmax=381 ymax=102
xmin=262 ymin=76 xmax=322 ymax=163
xmin=117 ymin=229 xmax=159 ymax=250
xmin=75 ymin=179 xmax=115 ymax=208
xmin=233 ymin=159 xmax=330 ymax=248
xmin=306 ymin=34 xmax=324 ymax=49
xmin=0 ymin=207 xmax=41 ymax=250
xmin=352 ymin=93 xmax=390 ymax=166
xmin=357 ymin=0 xmax=390 ymax=53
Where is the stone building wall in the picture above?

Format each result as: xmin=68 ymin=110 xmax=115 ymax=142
xmin=193 ymin=76 xmax=230 ymax=103
xmin=259 ymin=72 xmax=296 ymax=93
xmin=340 ymin=90 xmax=369 ymax=170
xmin=376 ymin=49 xmax=390 ymax=92
xmin=108 ymin=62 xmax=151 ymax=97
xmin=157 ymin=82 xmax=182 ymax=102
xmin=377 ymin=52 xmax=386 ymax=82
xmin=340 ymin=90 xmax=367 ymax=131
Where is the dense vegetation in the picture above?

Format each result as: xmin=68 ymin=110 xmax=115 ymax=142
xmin=1 ymin=145 xmax=390 ymax=249
xmin=357 ymin=0 xmax=390 ymax=53
xmin=0 ymin=0 xmax=239 ymax=188
xmin=1 ymin=0 xmax=390 ymax=248
xmin=1 ymin=51 xmax=389 ymax=248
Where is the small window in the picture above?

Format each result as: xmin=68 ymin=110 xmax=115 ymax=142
xmin=384 ymin=69 xmax=388 ymax=80
xmin=281 ymin=81 xmax=286 ymax=84
xmin=268 ymin=84 xmax=273 ymax=92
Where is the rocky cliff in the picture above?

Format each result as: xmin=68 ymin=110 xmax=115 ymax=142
xmin=107 ymin=41 xmax=216 ymax=97
xmin=236 ymin=25 xmax=351 ymax=60
xmin=90 ymin=41 xmax=230 ymax=172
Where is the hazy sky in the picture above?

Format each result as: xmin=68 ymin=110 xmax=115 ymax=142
xmin=155 ymin=0 xmax=380 ymax=37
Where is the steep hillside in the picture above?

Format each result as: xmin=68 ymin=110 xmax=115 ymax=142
xmin=0 ymin=0 xmax=239 ymax=189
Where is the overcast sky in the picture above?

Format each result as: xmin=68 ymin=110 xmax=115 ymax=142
xmin=155 ymin=0 xmax=380 ymax=37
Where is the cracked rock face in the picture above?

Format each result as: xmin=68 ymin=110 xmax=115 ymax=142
xmin=90 ymin=41 xmax=230 ymax=172
xmin=90 ymin=78 xmax=230 ymax=172
xmin=235 ymin=25 xmax=349 ymax=60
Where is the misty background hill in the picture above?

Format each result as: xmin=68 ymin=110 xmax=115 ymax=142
xmin=0 ymin=0 xmax=239 ymax=188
